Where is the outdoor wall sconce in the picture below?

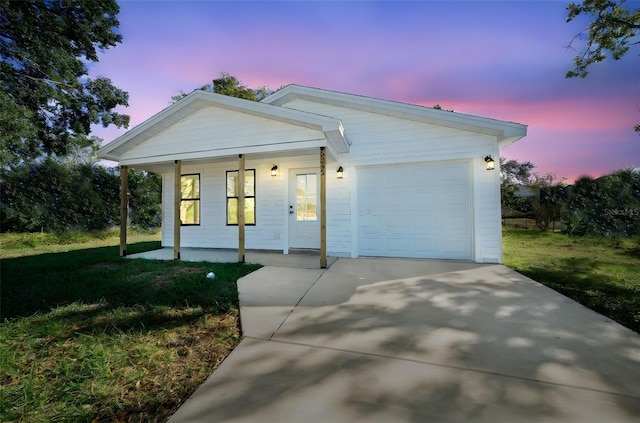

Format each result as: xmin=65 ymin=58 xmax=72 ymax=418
xmin=337 ymin=166 xmax=344 ymax=179
xmin=271 ymin=165 xmax=278 ymax=177
xmin=484 ymin=156 xmax=495 ymax=171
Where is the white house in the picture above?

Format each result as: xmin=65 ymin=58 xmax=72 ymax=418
xmin=98 ymin=85 xmax=527 ymax=266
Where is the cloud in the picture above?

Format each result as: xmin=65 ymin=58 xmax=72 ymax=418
xmin=90 ymin=0 xmax=638 ymax=183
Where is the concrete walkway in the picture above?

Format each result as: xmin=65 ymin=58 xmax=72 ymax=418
xmin=169 ymin=258 xmax=640 ymax=422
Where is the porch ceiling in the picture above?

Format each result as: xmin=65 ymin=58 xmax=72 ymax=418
xmin=127 ymin=146 xmax=335 ymax=174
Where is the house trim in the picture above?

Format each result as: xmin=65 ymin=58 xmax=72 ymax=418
xmin=263 ymin=85 xmax=526 ymax=148
xmin=98 ymin=85 xmax=528 ymax=265
xmin=99 ymin=90 xmax=350 ymax=163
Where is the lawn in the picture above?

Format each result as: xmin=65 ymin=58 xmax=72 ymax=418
xmin=4 ymin=228 xmax=638 ymax=420
xmin=0 ymin=230 xmax=260 ymax=422
xmin=502 ymin=227 xmax=640 ymax=334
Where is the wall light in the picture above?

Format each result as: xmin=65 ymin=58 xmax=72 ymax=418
xmin=336 ymin=166 xmax=344 ymax=179
xmin=271 ymin=165 xmax=278 ymax=177
xmin=484 ymin=156 xmax=495 ymax=171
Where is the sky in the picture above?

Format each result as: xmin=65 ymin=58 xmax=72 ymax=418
xmin=90 ymin=0 xmax=640 ymax=183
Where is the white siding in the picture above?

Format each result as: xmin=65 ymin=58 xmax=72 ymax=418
xmin=122 ymin=106 xmax=324 ymax=163
xmin=473 ymin=151 xmax=503 ymax=263
xmin=284 ymin=99 xmax=502 ymax=263
xmin=161 ymin=154 xmax=352 ymax=257
xmin=159 ymin=97 xmax=504 ymax=263
xmin=284 ymin=100 xmax=496 ymax=165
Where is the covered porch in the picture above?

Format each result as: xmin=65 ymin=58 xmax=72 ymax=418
xmin=98 ymin=90 xmax=351 ymax=269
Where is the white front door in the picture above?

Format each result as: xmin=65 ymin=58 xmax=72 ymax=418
xmin=289 ymin=169 xmax=320 ymax=249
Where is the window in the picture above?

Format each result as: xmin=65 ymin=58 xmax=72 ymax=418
xmin=180 ymin=174 xmax=200 ymax=225
xmin=226 ymin=170 xmax=255 ymax=225
xmin=296 ymin=173 xmax=317 ymax=221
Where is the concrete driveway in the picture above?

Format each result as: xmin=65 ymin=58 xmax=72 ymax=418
xmin=169 ymin=258 xmax=640 ymax=422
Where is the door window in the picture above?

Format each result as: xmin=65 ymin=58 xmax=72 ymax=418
xmin=296 ymin=174 xmax=317 ymax=221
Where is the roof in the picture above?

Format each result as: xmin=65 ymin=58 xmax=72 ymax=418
xmin=98 ymin=84 xmax=527 ymax=165
xmin=98 ymin=89 xmax=349 ymax=162
xmin=263 ymin=85 xmax=527 ymax=148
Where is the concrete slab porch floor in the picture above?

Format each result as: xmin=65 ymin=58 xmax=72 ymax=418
xmin=126 ymin=247 xmax=338 ymax=269
xmin=168 ymin=258 xmax=640 ymax=422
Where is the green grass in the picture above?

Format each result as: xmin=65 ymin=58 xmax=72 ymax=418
xmin=0 ymin=228 xmax=161 ymax=258
xmin=7 ymin=227 xmax=636 ymax=420
xmin=0 ymin=230 xmax=260 ymax=422
xmin=502 ymin=227 xmax=640 ymax=333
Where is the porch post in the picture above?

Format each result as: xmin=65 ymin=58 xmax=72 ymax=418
xmin=320 ymin=147 xmax=327 ymax=268
xmin=174 ymin=160 xmax=181 ymax=260
xmin=238 ymin=154 xmax=245 ymax=263
xmin=119 ymin=165 xmax=128 ymax=257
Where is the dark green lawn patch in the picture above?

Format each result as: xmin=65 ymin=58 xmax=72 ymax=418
xmin=503 ymin=227 xmax=640 ymax=333
xmin=1 ymin=248 xmax=253 ymax=319
xmin=0 ymin=231 xmax=260 ymax=422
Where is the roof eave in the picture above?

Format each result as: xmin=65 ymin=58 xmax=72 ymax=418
xmin=497 ymin=124 xmax=528 ymax=149
xmin=97 ymin=91 xmax=210 ymax=161
xmin=263 ymin=84 xmax=528 ymax=143
xmin=97 ymin=89 xmax=351 ymax=162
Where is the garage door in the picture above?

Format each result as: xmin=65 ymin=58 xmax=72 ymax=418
xmin=358 ymin=161 xmax=472 ymax=260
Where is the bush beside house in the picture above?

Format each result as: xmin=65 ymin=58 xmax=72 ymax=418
xmin=501 ymin=162 xmax=640 ymax=237
xmin=1 ymin=159 xmax=161 ymax=232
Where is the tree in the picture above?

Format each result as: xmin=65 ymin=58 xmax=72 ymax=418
xmin=0 ymin=157 xmax=162 ymax=233
xmin=562 ymin=169 xmax=640 ymax=236
xmin=500 ymin=157 xmax=536 ymax=214
xmin=171 ymin=72 xmax=271 ymax=103
xmin=128 ymin=170 xmax=162 ymax=229
xmin=530 ymin=173 xmax=567 ymax=231
xmin=566 ymin=0 xmax=640 ymax=78
xmin=0 ymin=0 xmax=130 ymax=168
xmin=500 ymin=158 xmax=566 ymax=230
xmin=0 ymin=158 xmax=120 ymax=232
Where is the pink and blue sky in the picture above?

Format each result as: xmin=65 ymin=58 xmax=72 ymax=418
xmin=91 ymin=0 xmax=639 ymax=183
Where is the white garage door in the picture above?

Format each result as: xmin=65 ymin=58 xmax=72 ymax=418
xmin=358 ymin=161 xmax=472 ymax=260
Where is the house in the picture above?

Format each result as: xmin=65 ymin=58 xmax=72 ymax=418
xmin=98 ymin=85 xmax=527 ymax=266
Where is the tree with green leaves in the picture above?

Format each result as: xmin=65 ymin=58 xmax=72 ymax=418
xmin=500 ymin=158 xmax=566 ymax=230
xmin=0 ymin=0 xmax=130 ymax=168
xmin=1 ymin=157 xmax=161 ymax=233
xmin=500 ymin=157 xmax=536 ymax=214
xmin=171 ymin=72 xmax=271 ymax=103
xmin=562 ymin=168 xmax=640 ymax=236
xmin=566 ymin=1 xmax=639 ymax=131
xmin=566 ymin=0 xmax=639 ymax=79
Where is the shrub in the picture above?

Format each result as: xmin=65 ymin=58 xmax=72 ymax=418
xmin=1 ymin=160 xmax=161 ymax=232
xmin=562 ymin=169 xmax=640 ymax=236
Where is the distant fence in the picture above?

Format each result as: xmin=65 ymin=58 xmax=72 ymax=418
xmin=502 ymin=216 xmax=563 ymax=231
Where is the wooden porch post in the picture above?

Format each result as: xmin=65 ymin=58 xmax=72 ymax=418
xmin=320 ymin=147 xmax=327 ymax=268
xmin=238 ymin=154 xmax=245 ymax=263
xmin=174 ymin=160 xmax=181 ymax=260
xmin=119 ymin=165 xmax=128 ymax=257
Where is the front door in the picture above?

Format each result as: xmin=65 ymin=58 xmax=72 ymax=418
xmin=289 ymin=169 xmax=320 ymax=249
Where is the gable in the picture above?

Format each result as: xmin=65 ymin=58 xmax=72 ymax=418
xmin=97 ymin=90 xmax=350 ymax=165
xmin=120 ymin=105 xmax=326 ymax=164
xmin=98 ymin=85 xmax=526 ymax=168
